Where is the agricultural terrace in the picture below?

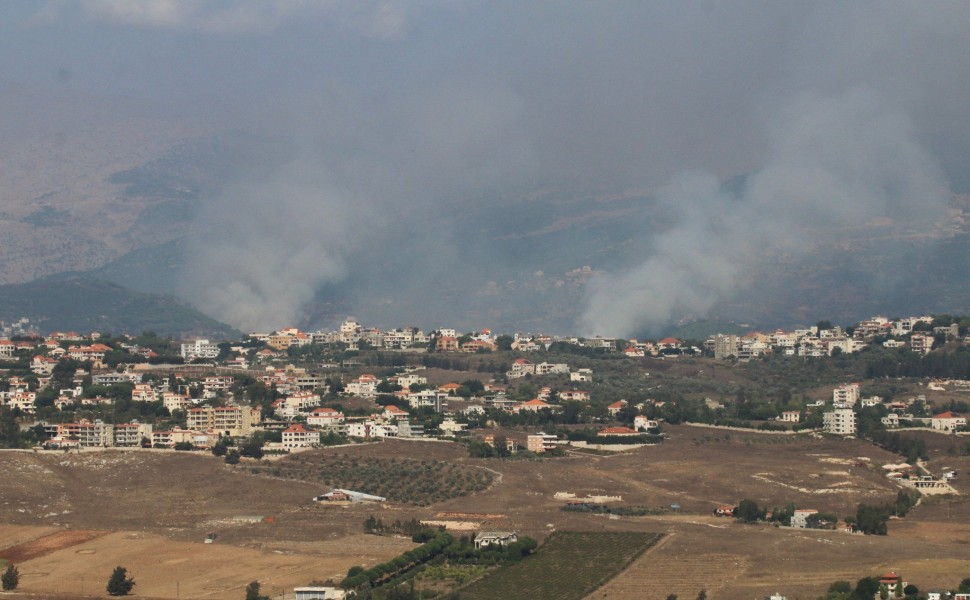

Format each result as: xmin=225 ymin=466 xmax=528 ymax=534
xmin=456 ymin=531 xmax=662 ymax=600
xmin=248 ymin=451 xmax=494 ymax=505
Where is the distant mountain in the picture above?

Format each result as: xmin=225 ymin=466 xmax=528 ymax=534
xmin=0 ymin=275 xmax=238 ymax=339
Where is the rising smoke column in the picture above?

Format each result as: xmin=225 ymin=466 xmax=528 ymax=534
xmin=180 ymin=161 xmax=367 ymax=332
xmin=179 ymin=83 xmax=534 ymax=332
xmin=580 ymin=89 xmax=949 ymax=337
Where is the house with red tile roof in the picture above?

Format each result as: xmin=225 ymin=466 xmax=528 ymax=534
xmin=507 ymin=358 xmax=535 ymax=379
xmin=383 ymin=405 xmax=410 ymax=420
xmin=514 ymin=398 xmax=558 ymax=413
xmin=931 ymin=411 xmax=966 ymax=432
xmin=282 ymin=423 xmax=320 ymax=449
xmin=878 ymin=572 xmax=906 ymax=596
xmin=607 ymin=400 xmax=628 ymax=416
xmin=307 ymin=407 xmax=345 ymax=427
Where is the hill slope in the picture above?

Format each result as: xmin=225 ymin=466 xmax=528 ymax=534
xmin=0 ymin=274 xmax=238 ymax=338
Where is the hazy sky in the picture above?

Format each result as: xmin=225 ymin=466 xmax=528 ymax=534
xmin=3 ymin=2 xmax=970 ymax=334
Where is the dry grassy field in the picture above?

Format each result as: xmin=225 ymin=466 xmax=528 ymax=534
xmin=2 ymin=426 xmax=970 ymax=599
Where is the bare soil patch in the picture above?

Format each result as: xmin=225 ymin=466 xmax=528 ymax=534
xmin=2 ymin=427 xmax=969 ymax=599
xmin=0 ymin=529 xmax=107 ymax=563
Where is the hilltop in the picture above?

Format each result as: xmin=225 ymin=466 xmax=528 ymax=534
xmin=0 ymin=274 xmax=238 ymax=339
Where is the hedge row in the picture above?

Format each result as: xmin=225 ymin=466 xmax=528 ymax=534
xmin=341 ymin=531 xmax=454 ymax=589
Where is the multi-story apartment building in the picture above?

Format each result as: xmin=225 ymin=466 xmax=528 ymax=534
xmin=526 ymin=432 xmax=559 ymax=453
xmin=832 ymin=383 xmax=860 ymax=407
xmin=180 ymin=339 xmax=220 ymax=361
xmin=713 ymin=334 xmax=739 ymax=360
xmin=911 ymin=333 xmax=934 ymax=355
xmin=282 ymin=423 xmax=320 ymax=449
xmin=823 ymin=408 xmax=857 ymax=436
xmin=186 ymin=405 xmax=261 ymax=436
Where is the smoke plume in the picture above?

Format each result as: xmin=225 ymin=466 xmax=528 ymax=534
xmin=581 ymin=89 xmax=949 ymax=337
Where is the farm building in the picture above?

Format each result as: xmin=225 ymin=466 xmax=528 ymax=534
xmin=790 ymin=509 xmax=818 ymax=528
xmin=474 ymin=531 xmax=518 ymax=549
xmin=294 ymin=586 xmax=346 ymax=599
xmin=313 ymin=489 xmax=387 ymax=503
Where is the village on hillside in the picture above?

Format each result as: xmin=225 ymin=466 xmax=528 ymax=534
xmin=0 ymin=313 xmax=968 ymax=456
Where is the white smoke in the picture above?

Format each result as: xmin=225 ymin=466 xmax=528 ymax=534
xmin=179 ymin=83 xmax=534 ymax=332
xmin=581 ymin=88 xmax=949 ymax=337
xmin=181 ymin=162 xmax=366 ymax=331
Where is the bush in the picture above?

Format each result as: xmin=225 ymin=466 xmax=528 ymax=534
xmin=106 ymin=566 xmax=135 ymax=596
xmin=1 ymin=563 xmax=19 ymax=591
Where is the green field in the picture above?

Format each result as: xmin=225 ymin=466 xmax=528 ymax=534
xmin=456 ymin=531 xmax=663 ymax=600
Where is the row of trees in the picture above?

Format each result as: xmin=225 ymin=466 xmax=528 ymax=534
xmin=732 ymin=492 xmax=918 ymax=535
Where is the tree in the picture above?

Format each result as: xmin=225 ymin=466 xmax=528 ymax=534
xmin=1 ymin=563 xmax=19 ymax=591
xmin=106 ymin=566 xmax=135 ymax=596
xmin=735 ymin=499 xmax=763 ymax=523
xmin=696 ymin=590 xmax=707 ymax=600
xmin=245 ymin=581 xmax=269 ymax=600
xmin=959 ymin=577 xmax=970 ymax=593
xmin=0 ymin=407 xmax=23 ymax=449
xmin=240 ymin=436 xmax=264 ymax=459
xmin=225 ymin=449 xmax=241 ymax=464
xmin=827 ymin=581 xmax=852 ymax=596
xmin=854 ymin=576 xmax=881 ymax=600
xmin=855 ymin=503 xmax=889 ymax=535
xmin=212 ymin=438 xmax=230 ymax=457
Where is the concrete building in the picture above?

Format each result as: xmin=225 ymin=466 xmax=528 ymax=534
xmin=931 ymin=411 xmax=966 ymax=432
xmin=713 ymin=334 xmax=739 ymax=360
xmin=832 ymin=383 xmax=860 ymax=407
xmin=282 ymin=424 xmax=320 ymax=449
xmin=526 ymin=432 xmax=558 ymax=453
xmin=823 ymin=408 xmax=857 ymax=436
xmin=180 ymin=339 xmax=220 ymax=361
xmin=186 ymin=405 xmax=261 ymax=437
xmin=790 ymin=509 xmax=819 ymax=528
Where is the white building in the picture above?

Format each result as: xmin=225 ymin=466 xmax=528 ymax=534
xmin=180 ymin=339 xmax=220 ymax=361
xmin=307 ymin=407 xmax=345 ymax=428
xmin=832 ymin=383 xmax=860 ymax=407
xmin=535 ymin=362 xmax=569 ymax=375
xmin=282 ymin=424 xmax=320 ymax=449
xmin=931 ymin=411 xmax=966 ymax=432
xmin=790 ymin=509 xmax=819 ymax=528
xmin=911 ymin=333 xmax=934 ymax=355
xmin=294 ymin=587 xmax=345 ymax=600
xmin=823 ymin=408 xmax=857 ymax=436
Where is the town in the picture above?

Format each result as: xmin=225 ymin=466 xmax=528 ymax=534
xmin=0 ymin=314 xmax=966 ymax=452
xmin=3 ymin=313 xmax=970 ymax=599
